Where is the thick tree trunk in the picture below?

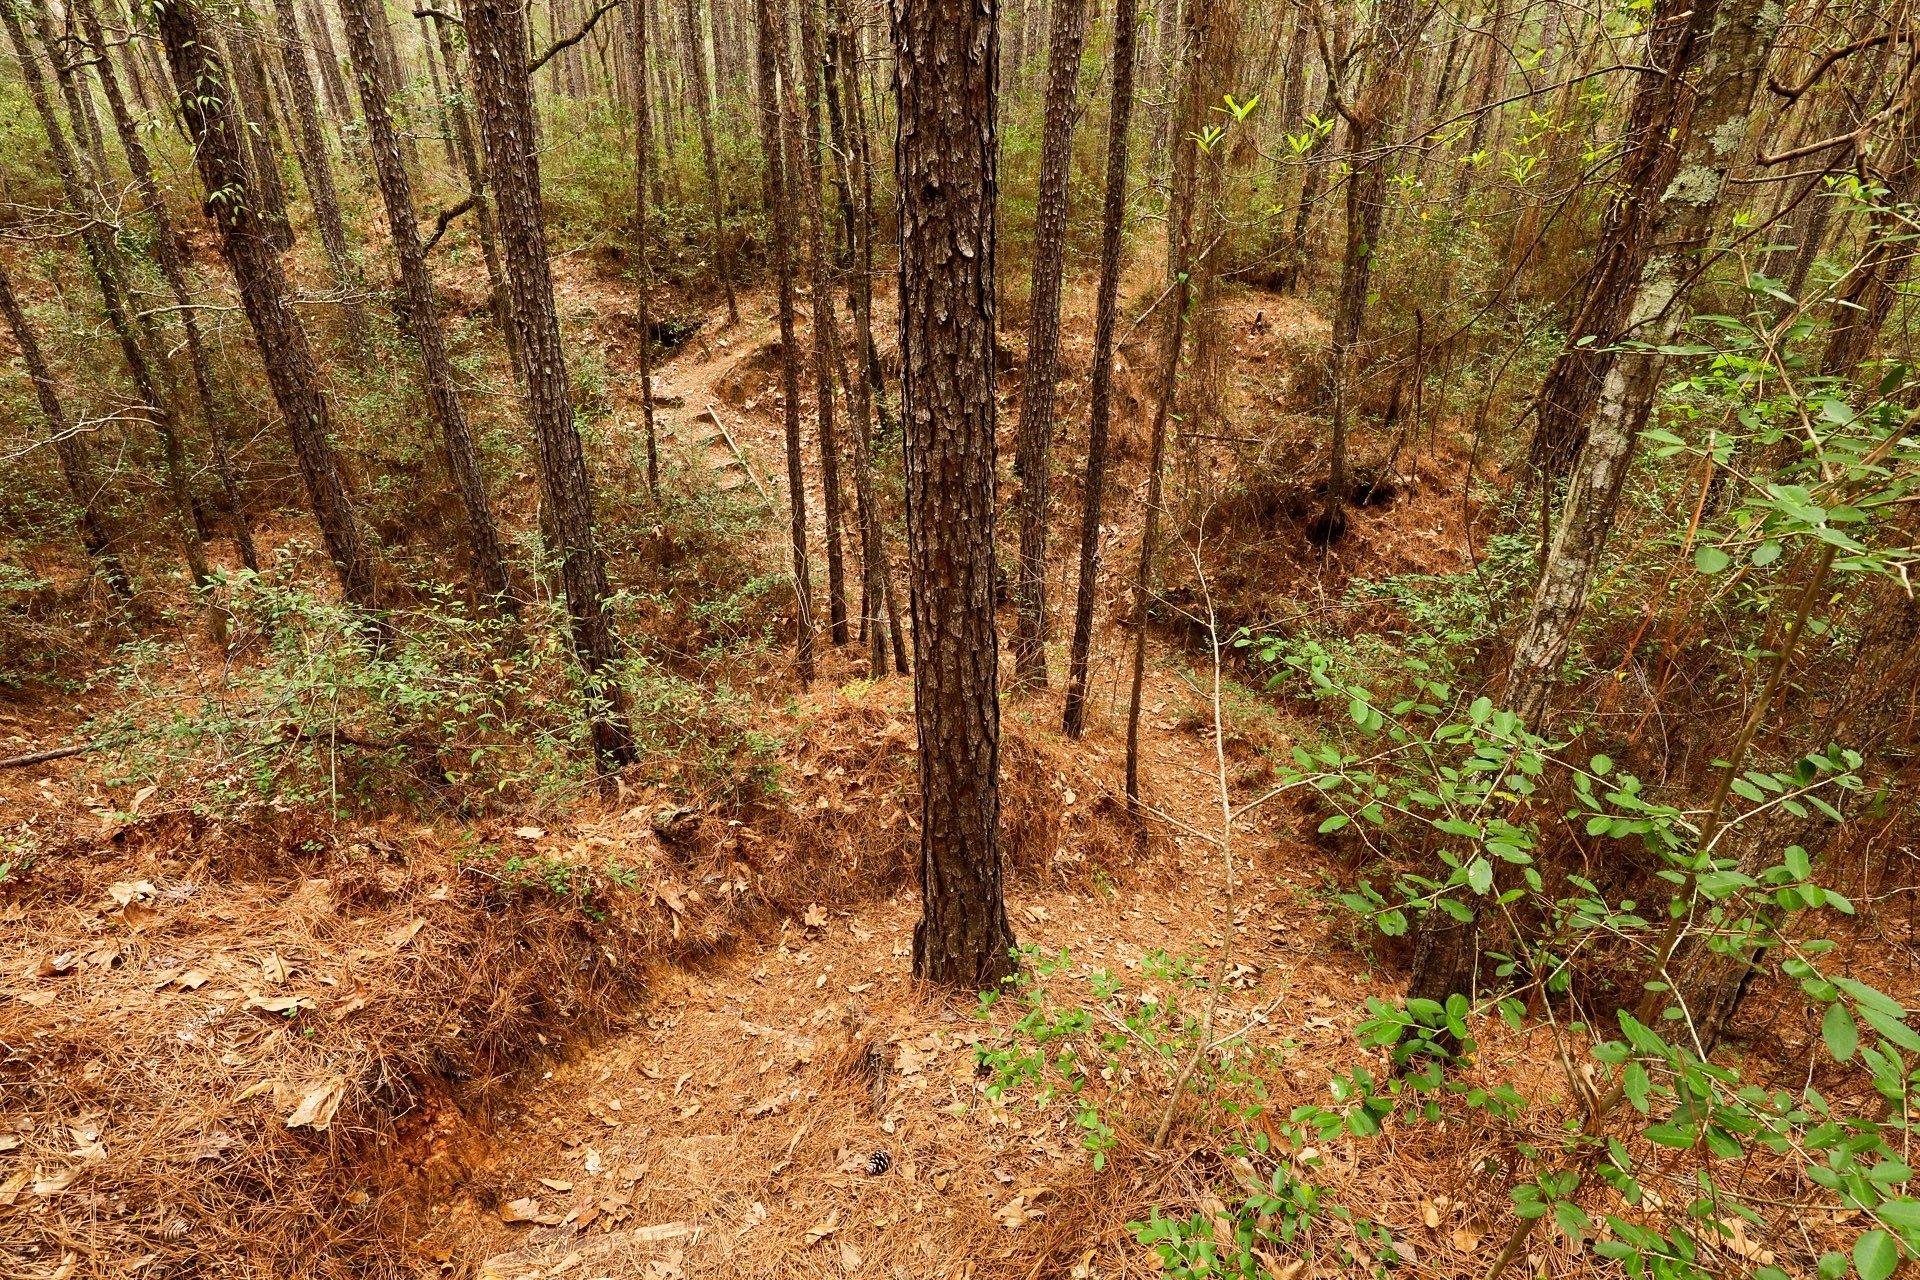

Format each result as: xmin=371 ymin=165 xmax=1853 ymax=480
xmin=153 ymin=0 xmax=384 ymax=618
xmin=77 ymin=0 xmax=260 ymax=571
xmin=0 ymin=261 xmax=133 ymax=598
xmin=1410 ymin=0 xmax=1774 ymax=1009
xmin=1061 ymin=0 xmax=1139 ymax=741
xmin=269 ymin=0 xmax=369 ymax=348
xmin=895 ymin=0 xmax=1017 ymax=986
xmin=463 ymin=0 xmax=638 ymax=767
xmin=1009 ymin=0 xmax=1090 ymax=689
xmin=679 ymin=0 xmax=739 ymax=323
xmin=339 ymin=0 xmax=516 ymax=608
xmin=1524 ymin=0 xmax=1714 ymax=475
xmin=753 ymin=0 xmax=817 ymax=685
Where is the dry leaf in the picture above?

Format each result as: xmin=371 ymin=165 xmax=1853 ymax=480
xmin=248 ymin=994 xmax=315 ymax=1014
xmin=512 ymin=826 xmax=546 ymax=840
xmin=802 ymin=904 xmax=827 ymax=929
xmin=32 ymin=1168 xmax=77 ymax=1196
xmin=285 ymin=1075 xmax=348 ymax=1131
xmin=260 ymin=953 xmax=291 ymax=984
xmin=1453 ymin=1217 xmax=1489 ymax=1252
xmin=107 ymin=880 xmax=155 ymax=908
xmin=804 ymin=1208 xmax=840 ymax=1244
xmin=1420 ymin=1199 xmax=1441 ymax=1229
xmin=384 ymin=917 xmax=427 ymax=949
xmin=539 ymin=1177 xmax=574 ymax=1192
xmin=500 ymin=1197 xmax=541 ymax=1224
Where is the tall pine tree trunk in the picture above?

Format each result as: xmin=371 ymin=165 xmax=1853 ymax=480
xmin=1062 ymin=0 xmax=1140 ymax=740
xmin=896 ymin=0 xmax=1016 ymax=985
xmin=629 ymin=0 xmax=661 ymax=496
xmin=679 ymin=0 xmax=739 ymax=322
xmin=1124 ymin=0 xmax=1211 ymax=807
xmin=76 ymin=0 xmax=259 ymax=571
xmin=1010 ymin=0 xmax=1090 ymax=689
xmin=430 ymin=12 xmax=521 ymax=375
xmin=753 ymin=0 xmax=817 ymax=684
xmin=339 ymin=0 xmax=516 ymax=608
xmin=0 ymin=261 xmax=133 ymax=598
xmin=463 ymin=0 xmax=638 ymax=766
xmin=780 ymin=0 xmax=851 ymax=646
xmin=6 ymin=3 xmax=211 ymax=591
xmin=153 ymin=0 xmax=383 ymax=619
xmin=270 ymin=0 xmax=369 ymax=348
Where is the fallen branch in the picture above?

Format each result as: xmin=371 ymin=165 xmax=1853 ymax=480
xmin=0 ymin=742 xmax=95 ymax=769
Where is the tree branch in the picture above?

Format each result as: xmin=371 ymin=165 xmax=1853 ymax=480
xmin=421 ymin=193 xmax=478 ymax=252
xmin=531 ymin=0 xmax=621 ymax=72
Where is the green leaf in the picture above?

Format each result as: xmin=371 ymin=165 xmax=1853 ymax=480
xmin=1752 ymin=541 xmax=1783 ymax=567
xmin=1854 ymin=1229 xmax=1898 ymax=1280
xmin=1695 ymin=545 xmax=1732 ymax=575
xmin=1824 ymin=1003 xmax=1859 ymax=1062
xmin=1318 ymin=814 xmax=1351 ymax=834
xmin=1623 ymin=1062 xmax=1651 ymax=1113
xmin=1590 ymin=754 xmax=1613 ymax=776
xmin=1859 ymin=1004 xmax=1920 ymax=1053
xmin=1467 ymin=858 xmax=1494 ymax=895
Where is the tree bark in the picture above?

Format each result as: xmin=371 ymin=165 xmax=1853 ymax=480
xmin=153 ymin=0 xmax=384 ymax=619
xmin=339 ymin=0 xmax=516 ymax=608
xmin=895 ymin=0 xmax=1016 ymax=985
xmin=1061 ymin=0 xmax=1139 ymax=740
xmin=463 ymin=0 xmax=638 ymax=767
xmin=1009 ymin=0 xmax=1090 ymax=689
xmin=753 ymin=0 xmax=817 ymax=685
xmin=0 ymin=260 xmax=133 ymax=598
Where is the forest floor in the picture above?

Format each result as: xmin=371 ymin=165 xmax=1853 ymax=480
xmin=1 ymin=256 xmax=1599 ymax=1280
xmin=407 ymin=264 xmax=1527 ymax=1280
